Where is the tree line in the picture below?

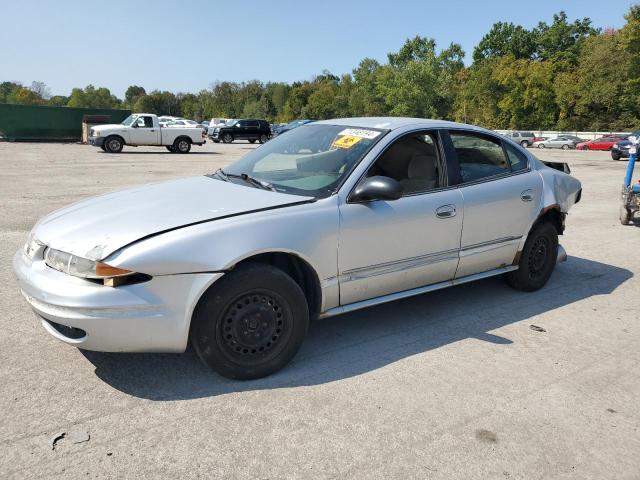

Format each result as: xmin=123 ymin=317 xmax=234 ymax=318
xmin=3 ymin=6 xmax=640 ymax=131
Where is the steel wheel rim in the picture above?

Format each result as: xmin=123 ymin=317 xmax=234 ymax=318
xmin=528 ymin=237 xmax=549 ymax=278
xmin=224 ymin=134 xmax=232 ymax=142
xmin=217 ymin=290 xmax=291 ymax=364
xmin=108 ymin=139 xmax=120 ymax=150
xmin=178 ymin=140 xmax=188 ymax=151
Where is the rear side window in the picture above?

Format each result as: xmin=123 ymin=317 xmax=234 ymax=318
xmin=450 ymin=131 xmax=510 ymax=182
xmin=247 ymin=121 xmax=259 ymax=128
xmin=505 ymin=143 xmax=528 ymax=171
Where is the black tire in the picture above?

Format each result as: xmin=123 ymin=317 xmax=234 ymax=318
xmin=104 ymin=135 xmax=124 ymax=153
xmin=222 ymin=133 xmax=234 ymax=144
xmin=166 ymin=145 xmax=176 ymax=152
xmin=561 ymin=144 xmax=569 ymax=150
xmin=620 ymin=205 xmax=633 ymax=225
xmin=174 ymin=137 xmax=191 ymax=153
xmin=248 ymin=139 xmax=256 ymax=144
xmin=190 ymin=262 xmax=310 ymax=380
xmin=520 ymin=140 xmax=528 ymax=148
xmin=259 ymin=134 xmax=269 ymax=144
xmin=213 ymin=140 xmax=220 ymax=143
xmin=100 ymin=145 xmax=107 ymax=152
xmin=505 ymin=221 xmax=558 ymax=292
xmin=538 ymin=144 xmax=545 ymax=149
xmin=611 ymin=153 xmax=621 ymax=161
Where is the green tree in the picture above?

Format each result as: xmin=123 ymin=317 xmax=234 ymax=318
xmin=133 ymin=90 xmax=180 ymax=115
xmin=473 ymin=22 xmax=537 ymax=63
xmin=67 ymin=85 xmax=121 ymax=109
xmin=124 ymin=85 xmax=146 ymax=107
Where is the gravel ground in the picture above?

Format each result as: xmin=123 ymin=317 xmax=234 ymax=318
xmin=0 ymin=141 xmax=638 ymax=479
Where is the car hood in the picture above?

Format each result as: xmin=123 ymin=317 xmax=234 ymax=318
xmin=91 ymin=124 xmax=127 ymax=134
xmin=33 ymin=176 xmax=313 ymax=261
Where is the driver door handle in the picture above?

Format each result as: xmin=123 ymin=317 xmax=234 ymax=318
xmin=436 ymin=204 xmax=456 ymax=218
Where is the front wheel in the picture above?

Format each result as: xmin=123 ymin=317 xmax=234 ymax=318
xmin=222 ymin=133 xmax=234 ymax=144
xmin=248 ymin=139 xmax=256 ymax=144
xmin=612 ymin=153 xmax=621 ymax=161
xmin=259 ymin=134 xmax=269 ymax=144
xmin=620 ymin=205 xmax=633 ymax=225
xmin=104 ymin=136 xmax=123 ymax=153
xmin=520 ymin=140 xmax=528 ymax=148
xmin=538 ymin=144 xmax=545 ymax=149
xmin=561 ymin=144 xmax=569 ymax=150
xmin=191 ymin=263 xmax=309 ymax=380
xmin=505 ymin=221 xmax=558 ymax=292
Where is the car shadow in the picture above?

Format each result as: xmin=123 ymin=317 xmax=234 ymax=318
xmin=81 ymin=256 xmax=632 ymax=401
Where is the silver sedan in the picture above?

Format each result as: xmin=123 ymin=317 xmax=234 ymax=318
xmin=533 ymin=136 xmax=577 ymax=149
xmin=14 ymin=118 xmax=582 ymax=379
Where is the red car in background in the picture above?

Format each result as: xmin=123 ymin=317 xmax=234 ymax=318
xmin=576 ymin=137 xmax=620 ymax=151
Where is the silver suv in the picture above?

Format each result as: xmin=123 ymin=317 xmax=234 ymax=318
xmin=505 ymin=131 xmax=536 ymax=148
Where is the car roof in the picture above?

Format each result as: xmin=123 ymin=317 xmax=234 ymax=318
xmin=314 ymin=117 xmax=486 ymax=132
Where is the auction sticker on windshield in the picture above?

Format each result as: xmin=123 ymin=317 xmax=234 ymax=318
xmin=333 ymin=135 xmax=363 ymax=149
xmin=332 ymin=128 xmax=381 ymax=149
xmin=338 ymin=128 xmax=381 ymax=139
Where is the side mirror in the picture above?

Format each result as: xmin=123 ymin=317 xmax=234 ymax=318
xmin=350 ymin=176 xmax=403 ymax=202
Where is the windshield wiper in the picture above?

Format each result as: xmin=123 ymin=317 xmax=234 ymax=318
xmin=215 ymin=169 xmax=274 ymax=191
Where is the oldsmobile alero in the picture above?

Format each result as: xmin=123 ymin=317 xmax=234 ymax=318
xmin=14 ymin=118 xmax=582 ymax=379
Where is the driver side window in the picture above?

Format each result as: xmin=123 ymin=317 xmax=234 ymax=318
xmin=366 ymin=132 xmax=443 ymax=194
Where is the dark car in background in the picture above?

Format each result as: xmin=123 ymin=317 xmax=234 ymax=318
xmin=210 ymin=119 xmax=271 ymax=144
xmin=272 ymin=119 xmax=314 ymax=137
xmin=611 ymin=132 xmax=639 ymax=160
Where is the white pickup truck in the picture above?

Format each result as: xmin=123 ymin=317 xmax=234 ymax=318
xmin=89 ymin=113 xmax=206 ymax=153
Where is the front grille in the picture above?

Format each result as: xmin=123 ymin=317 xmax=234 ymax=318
xmin=44 ymin=319 xmax=87 ymax=340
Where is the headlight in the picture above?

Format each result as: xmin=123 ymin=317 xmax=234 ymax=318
xmin=44 ymin=248 xmax=133 ymax=279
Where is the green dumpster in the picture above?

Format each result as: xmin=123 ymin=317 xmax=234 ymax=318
xmin=0 ymin=103 xmax=131 ymax=141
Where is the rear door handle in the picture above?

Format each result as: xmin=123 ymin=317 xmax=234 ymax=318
xmin=521 ymin=189 xmax=534 ymax=202
xmin=436 ymin=204 xmax=456 ymax=218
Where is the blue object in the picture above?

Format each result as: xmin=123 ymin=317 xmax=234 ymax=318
xmin=624 ymin=148 xmax=636 ymax=188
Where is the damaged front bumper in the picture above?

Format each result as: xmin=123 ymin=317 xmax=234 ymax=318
xmin=13 ymin=249 xmax=223 ymax=353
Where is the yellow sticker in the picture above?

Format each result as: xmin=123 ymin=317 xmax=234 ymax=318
xmin=332 ymin=135 xmax=363 ymax=149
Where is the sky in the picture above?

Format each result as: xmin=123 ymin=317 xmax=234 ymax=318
xmin=0 ymin=0 xmax=635 ymax=98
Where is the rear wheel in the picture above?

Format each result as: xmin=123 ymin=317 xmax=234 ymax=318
xmin=174 ymin=137 xmax=191 ymax=153
xmin=538 ymin=144 xmax=545 ymax=149
xmin=248 ymin=139 xmax=256 ymax=144
xmin=191 ymin=263 xmax=309 ymax=380
xmin=505 ymin=221 xmax=558 ymax=292
xmin=222 ymin=133 xmax=234 ymax=144
xmin=561 ymin=144 xmax=569 ymax=150
xmin=520 ymin=140 xmax=528 ymax=148
xmin=104 ymin=136 xmax=123 ymax=153
xmin=259 ymin=134 xmax=269 ymax=144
